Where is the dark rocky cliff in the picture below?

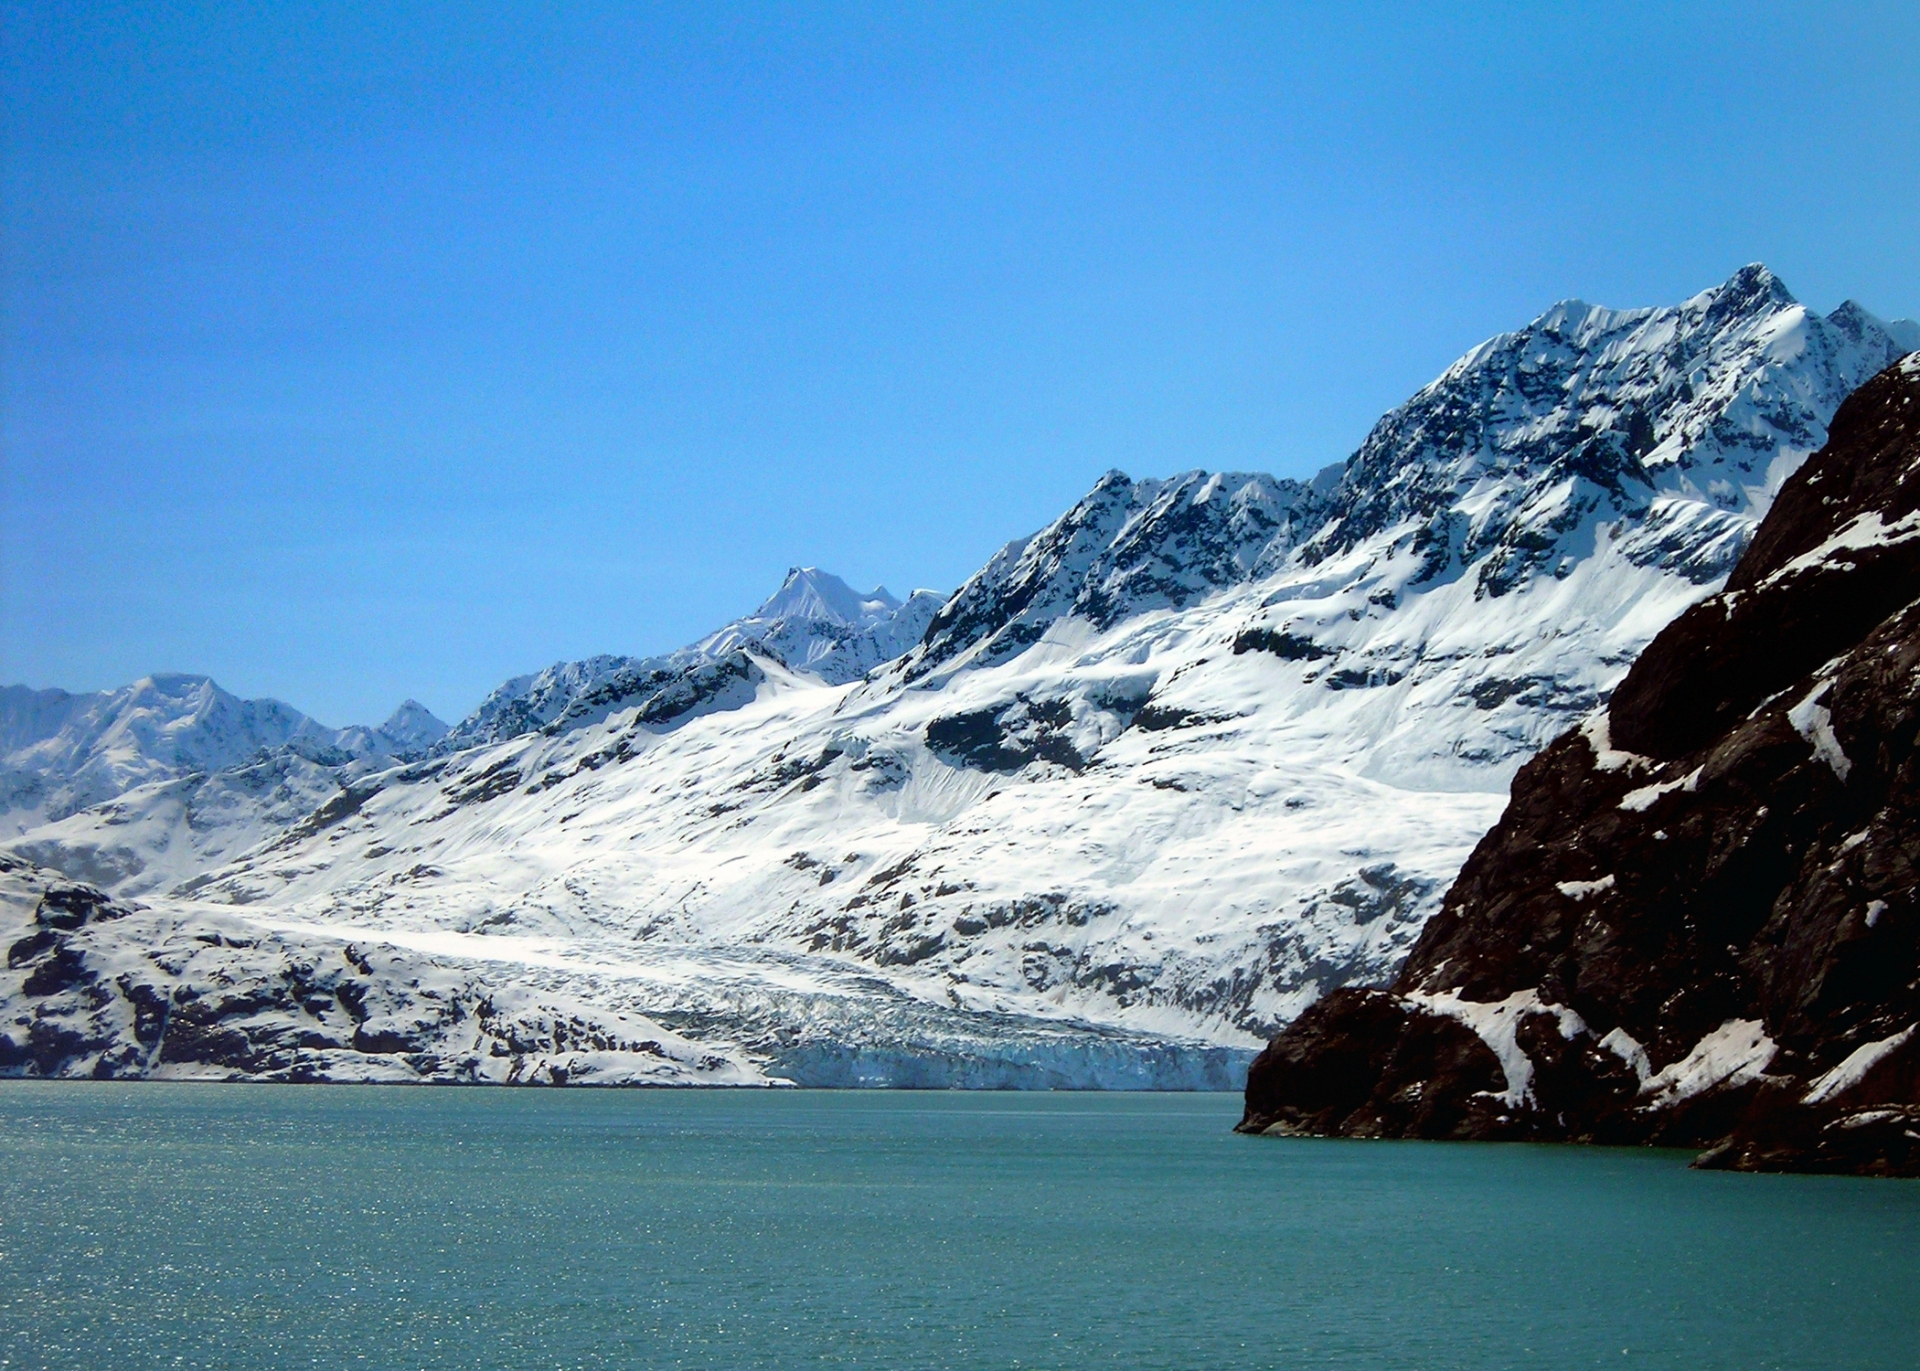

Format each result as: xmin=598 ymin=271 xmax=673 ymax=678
xmin=1239 ymin=355 xmax=1920 ymax=1176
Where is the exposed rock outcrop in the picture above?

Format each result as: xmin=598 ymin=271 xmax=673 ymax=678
xmin=1240 ymin=355 xmax=1920 ymax=1176
xmin=0 ymin=855 xmax=763 ymax=1086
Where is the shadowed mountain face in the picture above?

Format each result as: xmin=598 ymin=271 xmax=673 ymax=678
xmin=1240 ymin=356 xmax=1920 ymax=1176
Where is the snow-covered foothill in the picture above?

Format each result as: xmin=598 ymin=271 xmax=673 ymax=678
xmin=0 ymin=858 xmax=1242 ymax=1088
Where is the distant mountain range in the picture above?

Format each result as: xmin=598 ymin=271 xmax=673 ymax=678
xmin=0 ymin=675 xmax=449 ymax=831
xmin=4 ymin=266 xmax=1915 ymax=1091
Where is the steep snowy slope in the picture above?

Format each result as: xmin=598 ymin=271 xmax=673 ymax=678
xmin=6 ymin=267 xmax=1914 ymax=1087
xmin=900 ymin=267 xmax=1914 ymax=788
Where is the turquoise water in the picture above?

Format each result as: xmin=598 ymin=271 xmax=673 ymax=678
xmin=0 ymin=1085 xmax=1915 ymax=1369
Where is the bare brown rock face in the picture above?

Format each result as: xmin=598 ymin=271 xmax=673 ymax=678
xmin=1240 ymin=355 xmax=1920 ymax=1176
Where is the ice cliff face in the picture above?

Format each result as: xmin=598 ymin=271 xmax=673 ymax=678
xmin=4 ymin=267 xmax=1915 ymax=1087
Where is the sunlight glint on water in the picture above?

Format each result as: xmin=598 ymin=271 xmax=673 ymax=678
xmin=0 ymin=1084 xmax=1915 ymax=1370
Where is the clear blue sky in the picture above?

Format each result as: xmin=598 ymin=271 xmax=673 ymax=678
xmin=4 ymin=2 xmax=1917 ymax=726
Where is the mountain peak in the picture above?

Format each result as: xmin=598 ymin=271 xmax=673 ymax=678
xmin=1707 ymin=261 xmax=1795 ymax=315
xmin=134 ymin=672 xmax=219 ymax=699
xmin=1831 ymin=300 xmax=1920 ymax=354
xmin=378 ymin=700 xmax=449 ymax=749
xmin=755 ymin=567 xmax=901 ymax=627
xmin=1528 ymin=296 xmax=1608 ymax=337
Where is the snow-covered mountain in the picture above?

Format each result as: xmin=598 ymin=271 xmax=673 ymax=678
xmin=705 ymin=567 xmax=944 ymax=680
xmin=338 ymin=700 xmax=449 ymax=758
xmin=0 ymin=571 xmax=937 ymax=904
xmin=5 ymin=266 xmax=1915 ymax=1088
xmin=0 ymin=676 xmax=447 ymax=833
xmin=439 ymin=567 xmax=942 ymax=751
xmin=0 ymin=681 xmax=451 ymax=898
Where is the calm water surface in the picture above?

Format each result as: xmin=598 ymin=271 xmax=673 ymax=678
xmin=0 ymin=1084 xmax=1915 ymax=1369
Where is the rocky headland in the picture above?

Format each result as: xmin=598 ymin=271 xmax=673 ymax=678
xmin=1240 ymin=355 xmax=1920 ymax=1176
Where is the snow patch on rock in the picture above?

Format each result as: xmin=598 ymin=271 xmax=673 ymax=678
xmin=1620 ymin=768 xmax=1703 ymax=812
xmin=1804 ymin=1025 xmax=1915 ymax=1105
xmin=1640 ymin=1019 xmax=1777 ymax=1106
xmin=1405 ymin=987 xmax=1589 ymax=1107
xmin=1555 ymin=875 xmax=1615 ymax=901
xmin=1787 ymin=681 xmax=1853 ymax=781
